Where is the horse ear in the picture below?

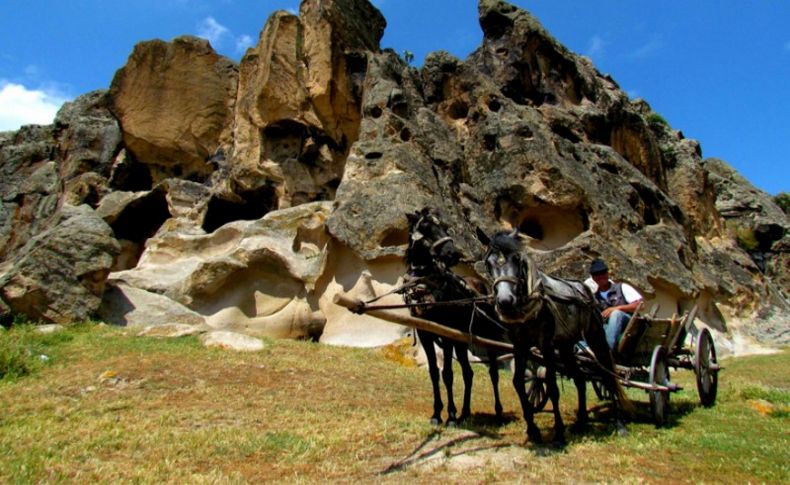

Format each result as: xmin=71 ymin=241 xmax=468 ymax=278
xmin=406 ymin=212 xmax=418 ymax=224
xmin=475 ymin=227 xmax=490 ymax=246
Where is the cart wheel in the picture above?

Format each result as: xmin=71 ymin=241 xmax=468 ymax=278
xmin=525 ymin=361 xmax=549 ymax=411
xmin=649 ymin=345 xmax=670 ymax=426
xmin=695 ymin=327 xmax=718 ymax=407
xmin=592 ymin=379 xmax=613 ymax=402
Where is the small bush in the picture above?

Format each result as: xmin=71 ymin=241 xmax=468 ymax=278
xmin=774 ymin=192 xmax=790 ymax=215
xmin=726 ymin=220 xmax=760 ymax=252
xmin=0 ymin=324 xmax=75 ymax=381
xmin=0 ymin=326 xmax=46 ymax=380
xmin=647 ymin=113 xmax=669 ymax=127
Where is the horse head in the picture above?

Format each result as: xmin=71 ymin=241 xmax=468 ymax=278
xmin=477 ymin=227 xmax=538 ymax=323
xmin=406 ymin=208 xmax=462 ymax=271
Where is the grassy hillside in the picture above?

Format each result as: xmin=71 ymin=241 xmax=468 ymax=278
xmin=1 ymin=323 xmax=788 ymax=484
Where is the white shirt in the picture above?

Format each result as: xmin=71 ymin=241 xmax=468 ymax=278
xmin=584 ymin=278 xmax=642 ymax=304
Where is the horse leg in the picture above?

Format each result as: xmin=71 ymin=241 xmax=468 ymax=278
xmin=513 ymin=349 xmax=541 ymax=443
xmin=561 ymin=346 xmax=588 ymax=432
xmin=542 ymin=345 xmax=566 ymax=446
xmin=418 ymin=330 xmax=443 ymax=425
xmin=441 ymin=340 xmax=459 ymax=426
xmin=455 ymin=342 xmax=474 ymax=423
xmin=488 ymin=351 xmax=504 ymax=422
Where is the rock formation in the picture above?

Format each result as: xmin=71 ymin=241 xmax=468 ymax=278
xmin=0 ymin=0 xmax=787 ymax=348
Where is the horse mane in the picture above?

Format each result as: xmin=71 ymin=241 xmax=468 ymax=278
xmin=489 ymin=231 xmax=523 ymax=255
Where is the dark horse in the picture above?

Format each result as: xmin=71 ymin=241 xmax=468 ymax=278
xmin=403 ymin=208 xmax=509 ymax=426
xmin=476 ymin=228 xmax=631 ymax=444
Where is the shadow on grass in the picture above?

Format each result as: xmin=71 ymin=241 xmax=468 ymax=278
xmin=565 ymin=396 xmax=700 ymax=444
xmin=380 ymin=389 xmax=707 ymax=472
xmin=379 ymin=421 xmax=514 ymax=475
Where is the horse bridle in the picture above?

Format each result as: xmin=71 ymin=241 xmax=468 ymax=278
xmin=488 ymin=251 xmax=540 ymax=303
xmin=412 ymin=214 xmax=455 ymax=259
xmin=429 ymin=236 xmax=453 ymax=256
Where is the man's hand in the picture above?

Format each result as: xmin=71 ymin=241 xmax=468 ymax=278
xmin=601 ymin=307 xmax=617 ymax=319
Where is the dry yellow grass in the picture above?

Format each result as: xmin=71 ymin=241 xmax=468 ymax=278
xmin=1 ymin=324 xmax=788 ymax=484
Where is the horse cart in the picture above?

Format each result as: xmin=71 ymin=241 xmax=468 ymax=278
xmin=525 ymin=303 xmax=721 ymax=426
xmin=334 ymin=294 xmax=720 ymax=426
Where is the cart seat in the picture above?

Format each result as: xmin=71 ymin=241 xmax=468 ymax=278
xmin=617 ymin=313 xmax=682 ymax=366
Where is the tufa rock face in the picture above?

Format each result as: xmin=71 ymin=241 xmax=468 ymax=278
xmin=109 ymin=36 xmax=238 ymax=183
xmin=0 ymin=0 xmax=786 ymax=347
xmin=0 ymin=204 xmax=119 ymax=323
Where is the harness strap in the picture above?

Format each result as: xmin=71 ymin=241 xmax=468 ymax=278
xmin=363 ymin=276 xmax=423 ymax=304
xmin=493 ymin=275 xmax=519 ymax=287
xmin=429 ymin=236 xmax=453 ymax=255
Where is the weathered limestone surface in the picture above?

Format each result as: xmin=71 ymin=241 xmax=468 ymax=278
xmin=109 ymin=36 xmax=238 ymax=182
xmin=0 ymin=0 xmax=786 ymax=349
xmin=0 ymin=204 xmax=119 ymax=323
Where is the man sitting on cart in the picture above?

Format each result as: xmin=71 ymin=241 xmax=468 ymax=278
xmin=585 ymin=259 xmax=643 ymax=352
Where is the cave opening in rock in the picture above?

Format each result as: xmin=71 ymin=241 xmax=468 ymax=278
xmin=497 ymin=197 xmax=589 ymax=250
xmin=629 ymin=183 xmax=660 ymax=226
xmin=109 ymin=188 xmax=171 ymax=271
xmin=202 ymin=184 xmax=278 ymax=233
xmin=111 ymin=189 xmax=170 ymax=243
xmin=448 ymin=99 xmax=469 ymax=120
xmin=110 ymin=156 xmax=153 ymax=192
xmin=480 ymin=10 xmax=514 ymax=40
xmin=380 ymin=228 xmax=409 ymax=247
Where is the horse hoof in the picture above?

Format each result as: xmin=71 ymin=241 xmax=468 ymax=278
xmin=617 ymin=425 xmax=629 ymax=437
xmin=527 ymin=431 xmax=542 ymax=444
xmin=551 ymin=437 xmax=567 ymax=449
xmin=570 ymin=420 xmax=588 ymax=434
xmin=430 ymin=417 xmax=442 ymax=426
xmin=446 ymin=420 xmax=458 ymax=428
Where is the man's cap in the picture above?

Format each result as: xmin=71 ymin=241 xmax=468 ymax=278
xmin=589 ymin=259 xmax=608 ymax=275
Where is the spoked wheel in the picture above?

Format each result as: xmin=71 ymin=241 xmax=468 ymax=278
xmin=649 ymin=345 xmax=670 ymax=426
xmin=525 ymin=360 xmax=549 ymax=411
xmin=695 ymin=327 xmax=719 ymax=407
xmin=592 ymin=379 xmax=613 ymax=402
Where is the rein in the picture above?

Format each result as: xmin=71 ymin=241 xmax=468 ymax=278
xmin=351 ymin=295 xmax=493 ymax=314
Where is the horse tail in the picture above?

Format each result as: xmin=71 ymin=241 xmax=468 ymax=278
xmin=610 ymin=365 xmax=635 ymax=416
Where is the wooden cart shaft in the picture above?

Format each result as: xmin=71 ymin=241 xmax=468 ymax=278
xmin=333 ymin=293 xmax=514 ymax=353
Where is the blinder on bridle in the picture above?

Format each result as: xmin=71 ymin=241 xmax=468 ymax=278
xmin=411 ymin=213 xmax=455 ymax=259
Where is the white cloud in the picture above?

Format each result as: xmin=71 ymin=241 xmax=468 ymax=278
xmin=630 ymin=34 xmax=664 ymax=59
xmin=235 ymin=34 xmax=254 ymax=54
xmin=0 ymin=81 xmax=68 ymax=131
xmin=197 ymin=16 xmax=230 ymax=46
xmin=586 ymin=35 xmax=607 ymax=59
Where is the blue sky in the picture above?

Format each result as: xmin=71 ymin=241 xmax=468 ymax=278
xmin=1 ymin=1 xmax=787 ymax=195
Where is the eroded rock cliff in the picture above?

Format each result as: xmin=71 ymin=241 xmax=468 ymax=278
xmin=1 ymin=0 xmax=787 ymax=348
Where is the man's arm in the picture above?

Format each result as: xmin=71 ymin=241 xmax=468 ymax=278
xmin=601 ymin=282 xmax=643 ymax=318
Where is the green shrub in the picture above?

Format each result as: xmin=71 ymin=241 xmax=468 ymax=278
xmin=774 ymin=192 xmax=790 ymax=215
xmin=646 ymin=113 xmax=669 ymax=127
xmin=0 ymin=326 xmax=45 ymax=380
xmin=0 ymin=324 xmax=75 ymax=381
xmin=726 ymin=220 xmax=760 ymax=252
xmin=735 ymin=226 xmax=759 ymax=252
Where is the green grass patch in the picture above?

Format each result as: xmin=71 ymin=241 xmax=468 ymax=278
xmin=0 ymin=324 xmax=788 ymax=483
